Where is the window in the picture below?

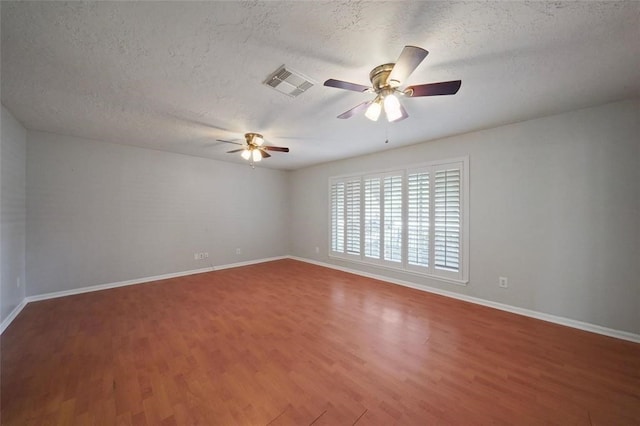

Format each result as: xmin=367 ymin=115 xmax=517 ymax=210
xmin=383 ymin=175 xmax=403 ymax=263
xmin=363 ymin=178 xmax=380 ymax=259
xmin=434 ymin=167 xmax=461 ymax=273
xmin=407 ymin=171 xmax=430 ymax=269
xmin=330 ymin=181 xmax=344 ymax=253
xmin=329 ymin=157 xmax=468 ymax=284
xmin=330 ymin=178 xmax=360 ymax=259
xmin=345 ymin=180 xmax=361 ymax=255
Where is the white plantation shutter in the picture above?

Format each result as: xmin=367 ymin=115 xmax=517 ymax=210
xmin=434 ymin=167 xmax=461 ymax=273
xmin=383 ymin=175 xmax=403 ymax=262
xmin=329 ymin=158 xmax=467 ymax=283
xmin=345 ymin=180 xmax=361 ymax=255
xmin=364 ymin=177 xmax=381 ymax=259
xmin=330 ymin=181 xmax=345 ymax=253
xmin=407 ymin=171 xmax=429 ymax=268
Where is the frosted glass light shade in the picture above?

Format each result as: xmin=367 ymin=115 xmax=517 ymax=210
xmin=365 ymin=101 xmax=382 ymax=121
xmin=252 ymin=149 xmax=262 ymax=162
xmin=384 ymin=94 xmax=402 ymax=122
xmin=241 ymin=149 xmax=251 ymax=160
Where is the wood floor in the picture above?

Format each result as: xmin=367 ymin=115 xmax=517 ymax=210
xmin=1 ymin=259 xmax=639 ymax=425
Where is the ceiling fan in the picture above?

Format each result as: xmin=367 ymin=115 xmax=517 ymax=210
xmin=217 ymin=133 xmax=289 ymax=164
xmin=324 ymin=45 xmax=462 ymax=122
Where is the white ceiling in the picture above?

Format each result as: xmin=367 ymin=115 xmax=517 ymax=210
xmin=2 ymin=1 xmax=639 ymax=170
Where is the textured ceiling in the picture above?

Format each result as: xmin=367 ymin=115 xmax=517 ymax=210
xmin=2 ymin=1 xmax=639 ymax=170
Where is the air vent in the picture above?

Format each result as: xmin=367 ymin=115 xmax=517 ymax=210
xmin=264 ymin=65 xmax=314 ymax=97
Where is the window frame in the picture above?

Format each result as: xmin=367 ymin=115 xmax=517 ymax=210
xmin=328 ymin=157 xmax=469 ymax=285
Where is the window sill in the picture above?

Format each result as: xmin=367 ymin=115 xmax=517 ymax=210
xmin=328 ymin=253 xmax=468 ymax=286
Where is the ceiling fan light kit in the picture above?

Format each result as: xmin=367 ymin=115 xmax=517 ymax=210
xmin=365 ymin=98 xmax=382 ymax=121
xmin=383 ymin=93 xmax=402 ymax=122
xmin=324 ymin=46 xmax=462 ymax=122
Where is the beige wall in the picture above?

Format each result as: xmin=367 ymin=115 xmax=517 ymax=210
xmin=289 ymin=99 xmax=640 ymax=334
xmin=26 ymin=131 xmax=290 ymax=296
xmin=1 ymin=106 xmax=27 ymax=324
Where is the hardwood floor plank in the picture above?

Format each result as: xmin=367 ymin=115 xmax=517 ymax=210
xmin=2 ymin=259 xmax=639 ymax=424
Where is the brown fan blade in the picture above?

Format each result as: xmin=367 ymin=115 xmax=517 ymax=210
xmin=263 ymin=146 xmax=289 ymax=152
xmin=337 ymin=100 xmax=372 ymax=119
xmin=217 ymin=139 xmax=243 ymax=145
xmin=387 ymin=46 xmax=429 ymax=86
xmin=227 ymin=149 xmax=244 ymax=153
xmin=324 ymin=79 xmax=371 ymax=93
xmin=404 ymin=80 xmax=462 ymax=97
xmin=259 ymin=149 xmax=271 ymax=158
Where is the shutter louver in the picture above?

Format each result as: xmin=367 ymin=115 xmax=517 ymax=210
xmin=364 ymin=178 xmax=381 ymax=259
xmin=407 ymin=172 xmax=429 ymax=268
xmin=345 ymin=180 xmax=361 ymax=255
xmin=330 ymin=181 xmax=345 ymax=253
xmin=383 ymin=175 xmax=403 ymax=262
xmin=434 ymin=168 xmax=461 ymax=272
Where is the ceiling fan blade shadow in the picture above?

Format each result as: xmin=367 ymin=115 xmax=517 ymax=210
xmin=387 ymin=46 xmax=429 ymax=86
xmin=263 ymin=146 xmax=290 ymax=152
xmin=324 ymin=79 xmax=371 ymax=93
xmin=273 ymin=135 xmax=321 ymax=140
xmin=161 ymin=112 xmax=233 ymax=133
xmin=337 ymin=100 xmax=373 ymax=119
xmin=217 ymin=139 xmax=243 ymax=145
xmin=405 ymin=80 xmax=461 ymax=97
xmin=254 ymin=38 xmax=360 ymax=68
xmin=227 ymin=149 xmax=244 ymax=153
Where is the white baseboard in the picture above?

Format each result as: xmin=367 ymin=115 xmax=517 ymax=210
xmin=288 ymin=256 xmax=640 ymax=344
xmin=1 ymin=256 xmax=288 ymax=335
xmin=25 ymin=266 xmax=214 ymax=303
xmin=0 ymin=299 xmax=28 ymax=335
xmin=5 ymin=255 xmax=638 ymax=344
xmin=213 ymin=256 xmax=288 ymax=271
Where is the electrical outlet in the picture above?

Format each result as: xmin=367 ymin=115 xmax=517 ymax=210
xmin=194 ymin=253 xmax=199 ymax=260
xmin=499 ymin=277 xmax=508 ymax=288
xmin=204 ymin=252 xmax=209 ymax=258
xmin=236 ymin=248 xmax=242 ymax=255
xmin=315 ymin=246 xmax=320 ymax=254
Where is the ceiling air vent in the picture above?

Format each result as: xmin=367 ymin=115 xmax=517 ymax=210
xmin=264 ymin=65 xmax=314 ymax=97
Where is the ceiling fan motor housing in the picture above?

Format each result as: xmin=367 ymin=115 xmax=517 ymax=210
xmin=244 ymin=132 xmax=263 ymax=147
xmin=370 ymin=63 xmax=397 ymax=91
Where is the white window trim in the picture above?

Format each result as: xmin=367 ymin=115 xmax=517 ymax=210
xmin=328 ymin=157 xmax=469 ymax=286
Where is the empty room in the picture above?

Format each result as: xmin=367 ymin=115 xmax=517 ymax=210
xmin=1 ymin=1 xmax=639 ymax=424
